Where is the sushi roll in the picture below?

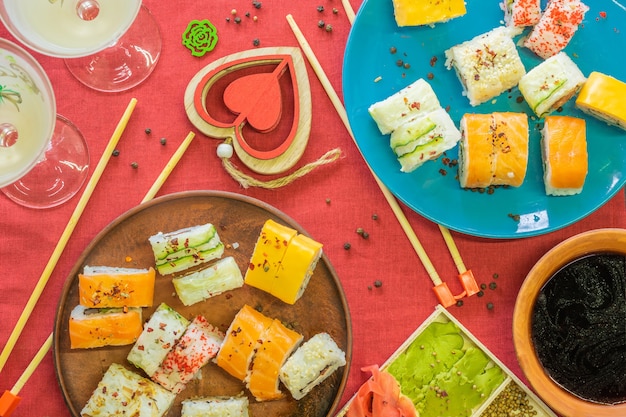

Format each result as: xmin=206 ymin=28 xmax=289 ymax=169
xmin=391 ymin=0 xmax=466 ymax=27
xmin=181 ymin=396 xmax=249 ymax=417
xmin=500 ymin=0 xmax=541 ymax=27
xmin=272 ymin=233 xmax=323 ymax=305
xmin=279 ymin=332 xmax=346 ymax=400
xmin=523 ymin=0 xmax=589 ymax=59
xmin=518 ymin=52 xmax=586 ymax=118
xmin=368 ymin=78 xmax=441 ymax=135
xmin=445 ymin=26 xmax=525 ymax=107
xmin=149 ymin=223 xmax=224 ymax=275
xmin=81 ymin=363 xmax=176 ymax=417
xmin=244 ymin=219 xmax=297 ymax=295
xmin=390 ymin=107 xmax=462 ymax=173
xmin=173 ymin=256 xmax=244 ymax=306
xmin=127 ymin=303 xmax=190 ymax=377
xmin=541 ymin=116 xmax=588 ymax=196
xmin=69 ymin=305 xmax=143 ymax=349
xmin=152 ymin=316 xmax=224 ymax=394
xmin=458 ymin=112 xmax=529 ymax=189
xmin=216 ymin=304 xmax=274 ymax=381
xmin=245 ymin=220 xmax=324 ymax=304
xmin=575 ymin=72 xmax=626 ymax=131
xmin=78 ymin=265 xmax=155 ymax=308
xmin=246 ymin=319 xmax=303 ymax=401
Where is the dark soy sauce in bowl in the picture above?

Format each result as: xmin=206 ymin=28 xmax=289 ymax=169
xmin=531 ymin=252 xmax=626 ymax=405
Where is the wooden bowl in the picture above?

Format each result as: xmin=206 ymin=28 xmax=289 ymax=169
xmin=513 ymin=228 xmax=626 ymax=417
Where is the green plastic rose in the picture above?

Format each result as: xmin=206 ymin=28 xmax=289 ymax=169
xmin=182 ymin=19 xmax=218 ymax=57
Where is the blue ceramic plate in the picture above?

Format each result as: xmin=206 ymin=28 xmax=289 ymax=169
xmin=343 ymin=0 xmax=625 ymax=239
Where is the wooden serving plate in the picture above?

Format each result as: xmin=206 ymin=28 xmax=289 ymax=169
xmin=53 ymin=191 xmax=352 ymax=417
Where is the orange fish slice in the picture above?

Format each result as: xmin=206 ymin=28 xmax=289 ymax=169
xmin=69 ymin=306 xmax=143 ymax=349
xmin=216 ymin=304 xmax=273 ymax=381
xmin=78 ymin=266 xmax=155 ymax=308
xmin=542 ymin=115 xmax=587 ymax=195
xmin=246 ymin=319 xmax=303 ymax=401
xmin=491 ymin=112 xmax=529 ymax=187
xmin=458 ymin=113 xmax=494 ymax=188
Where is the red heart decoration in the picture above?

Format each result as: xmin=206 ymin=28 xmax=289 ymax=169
xmin=223 ymin=73 xmax=283 ymax=133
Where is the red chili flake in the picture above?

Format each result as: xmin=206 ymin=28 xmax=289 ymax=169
xmin=159 ymin=322 xmax=167 ymax=330
xmin=147 ymin=327 xmax=154 ymax=333
xmin=410 ymin=101 xmax=421 ymax=110
xmin=138 ymin=345 xmax=145 ymax=351
xmin=429 ymin=56 xmax=438 ymax=67
xmin=599 ymin=11 xmax=607 ymax=18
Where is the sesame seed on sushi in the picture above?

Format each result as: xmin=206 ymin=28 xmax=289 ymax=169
xmin=444 ymin=26 xmax=526 ymax=107
xmin=518 ymin=52 xmax=586 ymax=118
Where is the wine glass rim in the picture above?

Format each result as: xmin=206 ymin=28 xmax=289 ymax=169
xmin=0 ymin=37 xmax=57 ymax=187
xmin=0 ymin=0 xmax=142 ymax=58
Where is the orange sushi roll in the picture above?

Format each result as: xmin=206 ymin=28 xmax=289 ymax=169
xmin=491 ymin=112 xmax=529 ymax=187
xmin=216 ymin=304 xmax=273 ymax=381
xmin=541 ymin=116 xmax=587 ymax=196
xmin=458 ymin=112 xmax=529 ymax=189
xmin=69 ymin=305 xmax=143 ymax=349
xmin=79 ymin=265 xmax=155 ymax=308
xmin=246 ymin=319 xmax=303 ymax=401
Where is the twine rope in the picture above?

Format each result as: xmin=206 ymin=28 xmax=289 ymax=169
xmin=220 ymin=139 xmax=342 ymax=189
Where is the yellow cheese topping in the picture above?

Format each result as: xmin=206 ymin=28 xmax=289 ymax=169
xmin=575 ymin=71 xmax=626 ymax=130
xmin=273 ymin=234 xmax=323 ymax=305
xmin=245 ymin=219 xmax=297 ymax=293
xmin=392 ymin=0 xmax=466 ymax=27
xmin=245 ymin=219 xmax=323 ymax=304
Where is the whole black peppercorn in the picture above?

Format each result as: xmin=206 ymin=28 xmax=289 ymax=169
xmin=234 ymin=16 xmax=242 ymax=23
xmin=325 ymin=24 xmax=333 ymax=32
xmin=112 ymin=149 xmax=120 ymax=157
xmin=456 ymin=300 xmax=464 ymax=307
xmin=489 ymin=282 xmax=497 ymax=290
xmin=317 ymin=20 xmax=325 ymax=28
xmin=160 ymin=137 xmax=167 ymax=145
xmin=144 ymin=128 xmax=151 ymax=134
xmin=317 ymin=5 xmax=324 ymax=12
xmin=130 ymin=162 xmax=139 ymax=169
xmin=253 ymin=38 xmax=260 ymax=47
xmin=252 ymin=1 xmax=262 ymax=9
xmin=374 ymin=280 xmax=382 ymax=288
xmin=343 ymin=242 xmax=351 ymax=250
xmin=486 ymin=302 xmax=494 ymax=310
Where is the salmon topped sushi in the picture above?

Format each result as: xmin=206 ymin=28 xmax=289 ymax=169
xmin=541 ymin=116 xmax=588 ymax=196
xmin=246 ymin=319 xmax=303 ymax=401
xmin=215 ymin=304 xmax=273 ymax=381
xmin=458 ymin=112 xmax=529 ymax=189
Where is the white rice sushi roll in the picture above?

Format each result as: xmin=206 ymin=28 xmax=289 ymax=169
xmin=390 ymin=107 xmax=461 ymax=173
xmin=149 ymin=223 xmax=224 ymax=275
xmin=368 ymin=78 xmax=441 ymax=135
xmin=445 ymin=26 xmax=525 ymax=106
xmin=500 ymin=0 xmax=541 ymax=27
xmin=523 ymin=0 xmax=589 ymax=59
xmin=279 ymin=332 xmax=346 ymax=400
xmin=127 ymin=303 xmax=190 ymax=377
xmin=181 ymin=396 xmax=249 ymax=417
xmin=173 ymin=256 xmax=244 ymax=306
xmin=81 ymin=363 xmax=175 ymax=417
xmin=152 ymin=316 xmax=224 ymax=394
xmin=518 ymin=52 xmax=586 ymax=118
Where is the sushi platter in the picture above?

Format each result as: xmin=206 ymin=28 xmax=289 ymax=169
xmin=52 ymin=191 xmax=351 ymax=417
xmin=343 ymin=0 xmax=626 ymax=239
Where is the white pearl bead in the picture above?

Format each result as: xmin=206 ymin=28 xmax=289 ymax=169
xmin=217 ymin=142 xmax=233 ymax=159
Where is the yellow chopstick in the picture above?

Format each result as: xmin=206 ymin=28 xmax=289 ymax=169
xmin=286 ymin=14 xmax=442 ymax=286
xmin=0 ymin=130 xmax=196 ymax=413
xmin=341 ymin=0 xmax=356 ymax=24
xmin=142 ymin=131 xmax=195 ymax=203
xmin=0 ymin=98 xmax=138 ymax=375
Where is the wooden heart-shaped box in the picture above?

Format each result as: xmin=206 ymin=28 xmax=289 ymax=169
xmin=184 ymin=47 xmax=311 ymax=175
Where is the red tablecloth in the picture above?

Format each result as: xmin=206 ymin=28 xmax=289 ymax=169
xmin=1 ymin=1 xmax=624 ymax=416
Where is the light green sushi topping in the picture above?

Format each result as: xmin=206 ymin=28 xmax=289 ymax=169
xmin=387 ymin=321 xmax=505 ymax=417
